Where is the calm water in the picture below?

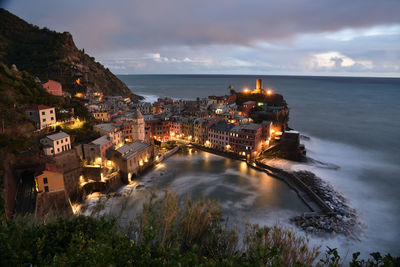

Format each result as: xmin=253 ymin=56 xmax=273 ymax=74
xmin=112 ymin=75 xmax=400 ymax=256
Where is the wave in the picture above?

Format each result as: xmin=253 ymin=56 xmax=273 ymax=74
xmin=266 ymin=134 xmax=400 ymax=258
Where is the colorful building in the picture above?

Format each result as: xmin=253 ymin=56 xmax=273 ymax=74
xmin=25 ymin=105 xmax=56 ymax=129
xmin=42 ymin=80 xmax=63 ymax=96
xmin=207 ymin=121 xmax=235 ymax=150
xmin=40 ymin=131 xmax=71 ymax=156
xmin=229 ymin=123 xmax=263 ymax=157
xmin=92 ymin=111 xmax=110 ymax=122
xmin=34 ymin=163 xmax=64 ymax=193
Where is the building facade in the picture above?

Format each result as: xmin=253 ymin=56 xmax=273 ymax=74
xmin=40 ymin=131 xmax=71 ymax=156
xmin=112 ymin=141 xmax=154 ymax=182
xmin=229 ymin=123 xmax=263 ymax=157
xmin=207 ymin=121 xmax=234 ymax=150
xmin=34 ymin=163 xmax=64 ymax=193
xmin=83 ymin=135 xmax=113 ymax=164
xmin=25 ymin=105 xmax=56 ymax=129
xmin=42 ymin=80 xmax=63 ymax=96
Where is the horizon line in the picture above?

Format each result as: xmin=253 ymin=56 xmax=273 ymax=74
xmin=115 ymin=73 xmax=400 ymax=79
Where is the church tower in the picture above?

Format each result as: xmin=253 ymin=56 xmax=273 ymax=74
xmin=132 ymin=108 xmax=145 ymax=141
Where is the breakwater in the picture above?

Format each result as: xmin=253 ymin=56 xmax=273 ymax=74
xmin=187 ymin=144 xmax=360 ymax=238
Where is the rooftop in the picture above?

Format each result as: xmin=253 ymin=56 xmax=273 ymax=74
xmin=116 ymin=141 xmax=151 ymax=159
xmin=230 ymin=123 xmax=261 ymax=132
xmin=26 ymin=104 xmax=53 ymax=111
xmin=35 ymin=163 xmax=63 ymax=176
xmin=45 ymin=131 xmax=70 ymax=141
xmin=210 ymin=121 xmax=235 ymax=132
xmin=91 ymin=135 xmax=112 ymax=146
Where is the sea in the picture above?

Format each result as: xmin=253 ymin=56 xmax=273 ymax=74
xmin=90 ymin=75 xmax=400 ymax=258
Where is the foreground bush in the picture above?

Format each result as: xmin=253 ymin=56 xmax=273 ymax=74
xmin=0 ymin=190 xmax=399 ymax=266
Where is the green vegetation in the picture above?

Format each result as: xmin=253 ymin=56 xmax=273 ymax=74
xmin=1 ymin=191 xmax=398 ymax=266
xmin=0 ymin=63 xmax=63 ymax=126
xmin=61 ymin=121 xmax=100 ymax=144
xmin=0 ymin=8 xmax=142 ymax=99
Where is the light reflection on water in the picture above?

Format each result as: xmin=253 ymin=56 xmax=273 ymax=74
xmin=82 ymin=149 xmax=309 ymax=231
xmin=136 ymin=149 xmax=309 ymax=225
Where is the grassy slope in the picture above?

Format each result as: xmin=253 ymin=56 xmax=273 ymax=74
xmin=0 ymin=8 xmax=142 ymax=100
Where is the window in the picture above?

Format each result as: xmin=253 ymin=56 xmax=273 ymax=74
xmin=43 ymin=178 xmax=48 ymax=184
xmin=57 ymin=148 xmax=60 ymax=152
xmin=61 ymin=139 xmax=63 ymax=144
xmin=65 ymin=138 xmax=68 ymax=142
xmin=29 ymin=111 xmax=32 ymax=115
xmin=51 ymin=117 xmax=54 ymax=120
xmin=50 ymin=110 xmax=53 ymax=114
xmin=42 ymin=111 xmax=45 ymax=115
xmin=44 ymin=186 xmax=49 ymax=192
xmin=57 ymin=141 xmax=59 ymax=145
xmin=42 ymin=119 xmax=46 ymax=122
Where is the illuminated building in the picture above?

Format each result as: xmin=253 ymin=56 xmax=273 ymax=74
xmin=112 ymin=141 xmax=155 ymax=183
xmin=40 ymin=131 xmax=71 ymax=156
xmin=25 ymin=105 xmax=56 ymax=130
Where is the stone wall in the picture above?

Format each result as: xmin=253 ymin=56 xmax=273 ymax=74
xmin=35 ymin=190 xmax=72 ymax=217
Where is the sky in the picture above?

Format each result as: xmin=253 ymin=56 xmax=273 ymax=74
xmin=3 ymin=0 xmax=400 ymax=77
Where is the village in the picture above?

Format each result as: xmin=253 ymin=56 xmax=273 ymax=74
xmin=18 ymin=78 xmax=305 ymax=216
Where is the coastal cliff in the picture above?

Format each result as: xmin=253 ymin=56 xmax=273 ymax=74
xmin=0 ymin=8 xmax=142 ymax=101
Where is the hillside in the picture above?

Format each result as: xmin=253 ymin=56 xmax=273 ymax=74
xmin=0 ymin=8 xmax=142 ymax=101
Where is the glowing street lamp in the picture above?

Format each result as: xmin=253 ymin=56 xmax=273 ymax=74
xmin=267 ymin=89 xmax=273 ymax=95
xmin=243 ymin=88 xmax=250 ymax=93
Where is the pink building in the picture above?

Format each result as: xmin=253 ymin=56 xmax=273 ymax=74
xmin=43 ymin=80 xmax=63 ymax=96
xmin=207 ymin=121 xmax=235 ymax=150
xmin=241 ymin=101 xmax=256 ymax=116
xmin=229 ymin=123 xmax=265 ymax=157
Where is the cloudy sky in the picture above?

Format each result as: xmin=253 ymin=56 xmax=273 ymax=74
xmin=3 ymin=0 xmax=400 ymax=77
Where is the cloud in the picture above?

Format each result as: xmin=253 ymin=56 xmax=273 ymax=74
xmin=5 ymin=0 xmax=400 ymax=51
xmin=4 ymin=1 xmax=400 ymax=76
xmin=311 ymin=52 xmax=373 ymax=70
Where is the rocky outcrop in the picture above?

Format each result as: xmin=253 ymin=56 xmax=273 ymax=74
xmin=0 ymin=8 xmax=143 ymax=102
xmin=290 ymin=171 xmax=362 ymax=239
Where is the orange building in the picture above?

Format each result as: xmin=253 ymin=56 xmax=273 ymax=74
xmin=93 ymin=111 xmax=110 ymax=121
xmin=34 ymin=163 xmax=65 ymax=193
xmin=42 ymin=80 xmax=63 ymax=96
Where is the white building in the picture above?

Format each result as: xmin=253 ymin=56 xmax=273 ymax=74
xmin=40 ymin=131 xmax=71 ymax=156
xmin=25 ymin=105 xmax=56 ymax=129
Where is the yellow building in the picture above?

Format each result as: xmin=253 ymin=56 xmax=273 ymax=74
xmin=35 ymin=163 xmax=65 ymax=193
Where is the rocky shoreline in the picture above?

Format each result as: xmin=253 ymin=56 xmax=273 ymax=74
xmin=290 ymin=171 xmax=363 ymax=239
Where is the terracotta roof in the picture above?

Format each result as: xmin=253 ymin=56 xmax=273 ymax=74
xmin=26 ymin=104 xmax=53 ymax=111
xmin=35 ymin=163 xmax=63 ymax=176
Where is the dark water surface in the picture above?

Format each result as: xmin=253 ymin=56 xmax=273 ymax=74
xmin=114 ymin=74 xmax=400 ymax=256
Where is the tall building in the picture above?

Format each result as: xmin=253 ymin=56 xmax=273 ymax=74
xmin=131 ymin=108 xmax=145 ymax=141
